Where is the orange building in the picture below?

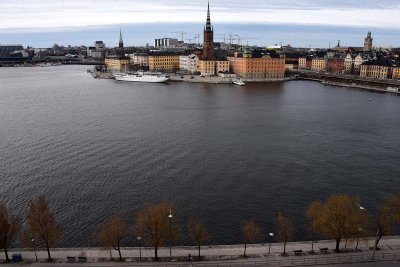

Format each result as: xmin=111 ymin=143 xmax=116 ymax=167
xmin=227 ymin=49 xmax=285 ymax=79
xmin=392 ymin=67 xmax=400 ymax=79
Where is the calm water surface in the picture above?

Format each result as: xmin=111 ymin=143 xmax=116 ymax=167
xmin=0 ymin=65 xmax=399 ymax=246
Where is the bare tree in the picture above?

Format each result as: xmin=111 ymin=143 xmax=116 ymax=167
xmin=187 ymin=218 xmax=209 ymax=259
xmin=27 ymin=195 xmax=63 ymax=261
xmin=135 ymin=202 xmax=173 ymax=261
xmin=307 ymin=194 xmax=369 ymax=252
xmin=374 ymin=195 xmax=400 ymax=249
xmin=97 ymin=214 xmax=126 ymax=261
xmin=275 ymin=212 xmax=294 ymax=256
xmin=242 ymin=219 xmax=262 ymax=258
xmin=0 ymin=205 xmax=21 ymax=261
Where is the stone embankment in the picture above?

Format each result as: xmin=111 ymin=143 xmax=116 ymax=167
xmin=1 ymin=236 xmax=400 ymax=263
xmin=87 ymin=69 xmax=115 ymax=79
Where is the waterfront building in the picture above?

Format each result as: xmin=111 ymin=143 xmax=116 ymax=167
xmin=105 ymin=56 xmax=130 ymax=72
xmin=354 ymin=54 xmax=367 ymax=75
xmin=299 ymin=57 xmax=312 ymax=69
xmin=91 ymin=41 xmax=108 ymax=59
xmin=130 ymin=53 xmax=149 ymax=68
xmin=179 ymin=54 xmax=199 ymax=74
xmin=344 ymin=54 xmax=354 ymax=74
xmin=311 ymin=58 xmax=327 ymax=72
xmin=326 ymin=57 xmax=345 ymax=74
xmin=227 ymin=48 xmax=285 ymax=79
xmin=364 ymin=31 xmax=373 ymax=52
xmin=285 ymin=60 xmax=299 ymax=70
xmin=154 ymin=38 xmax=180 ymax=48
xmin=0 ymin=45 xmax=31 ymax=63
xmin=148 ymin=54 xmax=180 ymax=72
xmin=360 ymin=60 xmax=393 ymax=79
xmin=391 ymin=67 xmax=400 ymax=79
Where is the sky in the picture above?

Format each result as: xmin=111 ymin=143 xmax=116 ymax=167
xmin=0 ymin=0 xmax=399 ymax=48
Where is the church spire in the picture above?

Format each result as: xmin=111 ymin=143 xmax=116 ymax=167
xmin=119 ymin=28 xmax=123 ymax=48
xmin=205 ymin=1 xmax=212 ymax=32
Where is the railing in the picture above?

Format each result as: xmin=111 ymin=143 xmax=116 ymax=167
xmin=60 ymin=251 xmax=400 ymax=267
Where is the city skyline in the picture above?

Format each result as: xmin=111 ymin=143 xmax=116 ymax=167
xmin=1 ymin=0 xmax=400 ymax=48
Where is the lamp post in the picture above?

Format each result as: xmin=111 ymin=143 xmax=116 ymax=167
xmin=168 ymin=209 xmax=173 ymax=261
xmin=137 ymin=236 xmax=142 ymax=262
xmin=31 ymin=238 xmax=38 ymax=261
xmin=268 ymin=232 xmax=274 ymax=256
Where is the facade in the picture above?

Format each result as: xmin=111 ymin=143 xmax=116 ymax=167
xmin=391 ymin=67 xmax=400 ymax=79
xmin=91 ymin=41 xmax=107 ymax=58
xmin=179 ymin=54 xmax=199 ymax=74
xmin=198 ymin=60 xmax=216 ymax=76
xmin=354 ymin=54 xmax=367 ymax=75
xmin=285 ymin=60 xmax=298 ymax=70
xmin=154 ymin=38 xmax=179 ymax=47
xmin=105 ymin=57 xmax=130 ymax=72
xmin=360 ymin=60 xmax=392 ymax=79
xmin=311 ymin=58 xmax=327 ymax=72
xmin=326 ymin=58 xmax=345 ymax=74
xmin=148 ymin=54 xmax=180 ymax=72
xmin=364 ymin=31 xmax=373 ymax=52
xmin=215 ymin=60 xmax=230 ymax=74
xmin=227 ymin=53 xmax=285 ymax=79
xmin=202 ymin=2 xmax=214 ymax=60
xmin=299 ymin=57 xmax=312 ymax=69
xmin=130 ymin=53 xmax=149 ymax=67
xmin=344 ymin=54 xmax=354 ymax=74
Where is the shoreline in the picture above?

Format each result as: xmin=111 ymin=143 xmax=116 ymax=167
xmin=1 ymin=236 xmax=399 ymax=263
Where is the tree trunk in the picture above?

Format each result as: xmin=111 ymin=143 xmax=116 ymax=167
xmin=46 ymin=245 xmax=52 ymax=261
xmin=244 ymin=243 xmax=247 ymax=257
xmin=117 ymin=247 xmax=122 ymax=261
xmin=335 ymin=238 xmax=341 ymax=252
xmin=311 ymin=240 xmax=314 ymax=252
xmin=198 ymin=245 xmax=201 ymax=259
xmin=5 ymin=247 xmax=9 ymax=262
xmin=283 ymin=241 xmax=286 ymax=255
xmin=375 ymin=230 xmax=383 ymax=248
xmin=154 ymin=246 xmax=158 ymax=261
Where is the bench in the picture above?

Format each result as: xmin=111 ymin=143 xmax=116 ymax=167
xmin=78 ymin=256 xmax=87 ymax=262
xmin=67 ymin=256 xmax=76 ymax=262
xmin=294 ymin=250 xmax=303 ymax=256
xmin=319 ymin=247 xmax=328 ymax=254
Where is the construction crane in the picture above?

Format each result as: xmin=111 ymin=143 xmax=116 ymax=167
xmin=171 ymin=32 xmax=187 ymax=42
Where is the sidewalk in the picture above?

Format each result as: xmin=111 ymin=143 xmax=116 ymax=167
xmin=1 ymin=236 xmax=399 ymax=263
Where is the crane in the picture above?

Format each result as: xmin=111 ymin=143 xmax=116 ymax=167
xmin=171 ymin=32 xmax=187 ymax=42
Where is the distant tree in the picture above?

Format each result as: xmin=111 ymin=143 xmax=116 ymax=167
xmin=0 ymin=205 xmax=21 ymax=261
xmin=306 ymin=201 xmax=322 ymax=253
xmin=307 ymin=194 xmax=369 ymax=252
xmin=27 ymin=195 xmax=63 ymax=261
xmin=97 ymin=214 xmax=126 ymax=261
xmin=275 ymin=212 xmax=294 ymax=256
xmin=187 ymin=218 xmax=209 ymax=259
xmin=374 ymin=195 xmax=400 ymax=249
xmin=241 ymin=219 xmax=262 ymax=258
xmin=135 ymin=202 xmax=174 ymax=261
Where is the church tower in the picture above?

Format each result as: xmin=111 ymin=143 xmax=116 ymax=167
xmin=202 ymin=1 xmax=214 ymax=60
xmin=364 ymin=31 xmax=373 ymax=52
xmin=118 ymin=28 xmax=124 ymax=56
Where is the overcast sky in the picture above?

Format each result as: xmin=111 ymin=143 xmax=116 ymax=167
xmin=1 ymin=1 xmax=399 ymax=47
xmin=1 ymin=0 xmax=400 ymax=29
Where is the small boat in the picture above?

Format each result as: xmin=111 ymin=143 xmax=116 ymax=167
xmin=114 ymin=71 xmax=169 ymax=83
xmin=232 ymin=78 xmax=245 ymax=86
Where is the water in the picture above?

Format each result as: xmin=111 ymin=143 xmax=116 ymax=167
xmin=1 ymin=65 xmax=399 ymax=247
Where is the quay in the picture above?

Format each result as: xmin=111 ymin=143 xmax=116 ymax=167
xmin=1 ymin=236 xmax=400 ymax=265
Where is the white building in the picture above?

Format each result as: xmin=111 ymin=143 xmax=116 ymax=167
xmin=179 ymin=54 xmax=199 ymax=74
xmin=154 ymin=38 xmax=179 ymax=47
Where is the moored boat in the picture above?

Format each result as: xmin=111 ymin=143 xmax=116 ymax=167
xmin=232 ymin=78 xmax=245 ymax=86
xmin=114 ymin=71 xmax=169 ymax=83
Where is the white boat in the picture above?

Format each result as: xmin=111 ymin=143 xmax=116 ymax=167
xmin=232 ymin=78 xmax=245 ymax=86
xmin=114 ymin=71 xmax=169 ymax=83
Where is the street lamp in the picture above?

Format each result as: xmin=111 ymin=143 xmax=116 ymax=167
xmin=268 ymin=233 xmax=274 ymax=256
xmin=31 ymin=238 xmax=38 ymax=261
xmin=168 ymin=209 xmax=173 ymax=261
xmin=137 ymin=236 xmax=142 ymax=261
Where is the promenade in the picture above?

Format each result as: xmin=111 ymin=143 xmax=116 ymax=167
xmin=2 ymin=236 xmax=400 ymax=265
